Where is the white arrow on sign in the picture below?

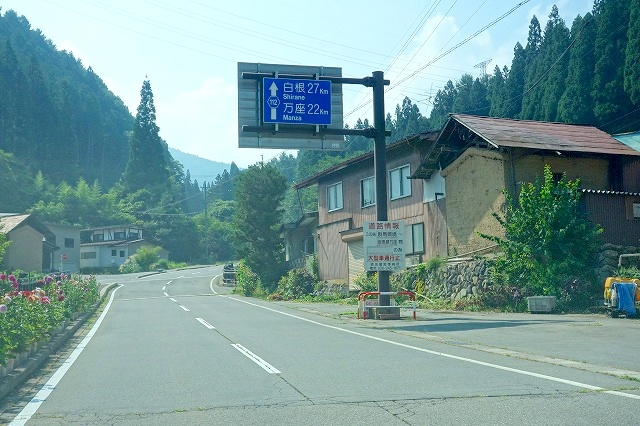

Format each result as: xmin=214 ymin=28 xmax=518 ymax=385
xmin=269 ymin=82 xmax=278 ymax=120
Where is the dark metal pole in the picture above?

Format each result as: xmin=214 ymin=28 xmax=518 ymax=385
xmin=372 ymin=71 xmax=390 ymax=307
xmin=203 ymin=182 xmax=208 ymax=263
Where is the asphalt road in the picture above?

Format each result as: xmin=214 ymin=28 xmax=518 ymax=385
xmin=1 ymin=266 xmax=639 ymax=425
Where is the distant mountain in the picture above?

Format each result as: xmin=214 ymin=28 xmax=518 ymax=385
xmin=168 ymin=147 xmax=231 ymax=184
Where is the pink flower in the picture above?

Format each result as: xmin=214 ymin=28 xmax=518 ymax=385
xmin=0 ymin=273 xmax=6 ymax=281
xmin=8 ymin=274 xmax=16 ymax=282
xmin=40 ymin=296 xmax=50 ymax=305
xmin=57 ymin=294 xmax=65 ymax=302
xmin=0 ymin=304 xmax=7 ymax=313
xmin=12 ymin=281 xmax=19 ymax=289
xmin=45 ymin=275 xmax=53 ymax=285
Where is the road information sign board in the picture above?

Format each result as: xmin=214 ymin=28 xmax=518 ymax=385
xmin=363 ymin=221 xmax=406 ymax=271
xmin=263 ymin=78 xmax=332 ymax=125
xmin=237 ymin=62 xmax=344 ymax=150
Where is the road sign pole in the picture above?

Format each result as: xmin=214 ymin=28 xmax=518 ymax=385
xmin=372 ymin=71 xmax=390 ymax=307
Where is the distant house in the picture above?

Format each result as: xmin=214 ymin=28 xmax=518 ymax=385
xmin=45 ymin=223 xmax=82 ymax=273
xmin=80 ymin=225 xmax=168 ymax=270
xmin=0 ymin=214 xmax=56 ymax=272
xmin=291 ymin=115 xmax=640 ymax=288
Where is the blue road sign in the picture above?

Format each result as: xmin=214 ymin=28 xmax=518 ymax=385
xmin=263 ymin=77 xmax=332 ymax=125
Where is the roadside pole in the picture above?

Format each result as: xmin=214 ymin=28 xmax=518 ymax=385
xmin=372 ymin=71 xmax=390 ymax=307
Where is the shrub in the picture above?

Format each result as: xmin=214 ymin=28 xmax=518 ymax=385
xmin=352 ymin=271 xmax=378 ymax=292
xmin=234 ymin=260 xmax=260 ymax=296
xmin=119 ymin=257 xmax=141 ymax=273
xmin=480 ymin=165 xmax=602 ymax=299
xmin=276 ymin=269 xmax=316 ymax=299
xmin=0 ymin=273 xmax=99 ymax=366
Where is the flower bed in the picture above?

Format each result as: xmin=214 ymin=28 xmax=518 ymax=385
xmin=0 ymin=273 xmax=99 ymax=367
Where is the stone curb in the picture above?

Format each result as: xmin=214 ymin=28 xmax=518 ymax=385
xmin=0 ymin=283 xmax=119 ymax=402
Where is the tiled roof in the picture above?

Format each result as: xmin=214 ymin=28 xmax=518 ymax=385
xmin=293 ymin=131 xmax=439 ymax=189
xmin=0 ymin=214 xmax=30 ymax=233
xmin=448 ymin=114 xmax=640 ymax=156
xmin=0 ymin=214 xmax=55 ymax=239
xmin=412 ymin=115 xmax=640 ymax=180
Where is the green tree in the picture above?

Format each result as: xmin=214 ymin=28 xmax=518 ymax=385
xmin=480 ymin=165 xmax=602 ymax=301
xmin=428 ymin=80 xmax=456 ymax=128
xmin=558 ymin=13 xmax=596 ymax=124
xmin=133 ymin=245 xmax=162 ymax=271
xmin=233 ymin=164 xmax=288 ymax=291
xmin=391 ymin=97 xmax=428 ymax=142
xmin=488 ymin=65 xmax=506 ymax=117
xmin=520 ymin=15 xmax=543 ymax=119
xmin=538 ymin=6 xmax=570 ymax=122
xmin=624 ymin=0 xmax=640 ymax=105
xmin=591 ymin=0 xmax=633 ymax=131
xmin=122 ymin=79 xmax=171 ymax=193
xmin=500 ymin=42 xmax=526 ymax=118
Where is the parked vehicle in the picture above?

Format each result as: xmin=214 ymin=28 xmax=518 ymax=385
xmin=222 ymin=263 xmax=236 ymax=286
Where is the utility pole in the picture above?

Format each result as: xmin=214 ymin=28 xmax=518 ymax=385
xmin=372 ymin=71 xmax=391 ymax=307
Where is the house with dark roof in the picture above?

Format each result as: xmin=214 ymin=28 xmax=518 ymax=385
xmin=0 ymin=214 xmax=56 ymax=272
xmin=294 ymin=132 xmax=443 ymax=289
xmin=80 ymin=225 xmax=168 ymax=270
xmin=417 ymin=114 xmax=640 ymax=255
xmin=293 ymin=114 xmax=640 ymax=288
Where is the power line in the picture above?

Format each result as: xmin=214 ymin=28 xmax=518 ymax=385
xmin=345 ymin=0 xmax=532 ymax=119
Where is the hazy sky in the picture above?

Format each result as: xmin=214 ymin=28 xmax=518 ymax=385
xmin=1 ymin=0 xmax=593 ymax=171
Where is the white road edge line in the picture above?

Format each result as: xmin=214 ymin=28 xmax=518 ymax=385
xmin=231 ymin=343 xmax=281 ymax=374
xmin=210 ymin=276 xmax=220 ymax=295
xmin=10 ymin=285 xmax=124 ymax=426
xmin=196 ymin=317 xmax=215 ymax=329
xmin=224 ymin=296 xmax=640 ymax=401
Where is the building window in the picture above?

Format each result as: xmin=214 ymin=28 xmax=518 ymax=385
xmin=389 ymin=165 xmax=411 ymax=200
xmin=302 ymin=236 xmax=314 ymax=255
xmin=81 ymin=252 xmax=97 ymax=259
xmin=93 ymin=233 xmax=104 ymax=242
xmin=405 ymin=223 xmax=424 ymax=255
xmin=634 ymin=202 xmax=640 ymax=219
xmin=114 ymin=231 xmax=126 ymax=240
xmin=361 ymin=176 xmax=376 ymax=208
xmin=111 ymin=249 xmax=117 ymax=256
xmin=327 ymin=182 xmax=343 ymax=212
xmin=64 ymin=238 xmax=74 ymax=248
xmin=120 ymin=251 xmax=125 ymax=257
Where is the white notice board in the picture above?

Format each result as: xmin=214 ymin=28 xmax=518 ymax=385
xmin=363 ymin=221 xmax=406 ymax=271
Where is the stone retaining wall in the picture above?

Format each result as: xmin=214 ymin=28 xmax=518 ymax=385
xmin=410 ymin=244 xmax=639 ymax=301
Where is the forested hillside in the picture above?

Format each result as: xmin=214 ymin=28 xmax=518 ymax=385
xmin=0 ymin=0 xmax=639 ymax=266
xmin=0 ymin=9 xmax=131 ymax=187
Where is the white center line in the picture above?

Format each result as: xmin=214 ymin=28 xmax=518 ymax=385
xmin=179 ymin=305 xmax=190 ymax=312
xmin=231 ymin=343 xmax=281 ymax=374
xmin=169 ymin=298 xmax=177 ymax=303
xmin=196 ymin=317 xmax=215 ymax=329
